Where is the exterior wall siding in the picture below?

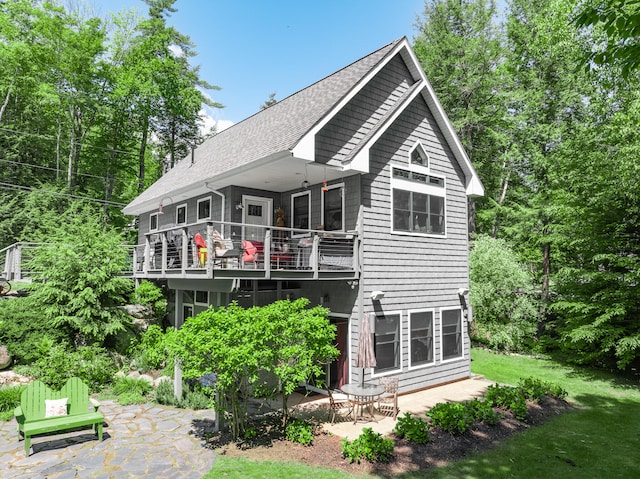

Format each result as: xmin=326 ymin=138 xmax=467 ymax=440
xmin=355 ymin=92 xmax=471 ymax=393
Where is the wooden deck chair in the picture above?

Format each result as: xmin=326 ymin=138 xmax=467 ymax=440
xmin=377 ymin=377 xmax=399 ymax=420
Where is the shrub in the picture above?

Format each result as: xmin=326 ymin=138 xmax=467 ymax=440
xmin=128 ymin=324 xmax=172 ymax=372
xmin=518 ymin=377 xmax=568 ymax=401
xmin=117 ymin=391 xmax=147 ymax=405
xmin=181 ymin=386 xmax=211 ymax=410
xmin=484 ymin=383 xmax=529 ymax=420
xmin=341 ymin=427 xmax=394 ymax=463
xmin=154 ymin=379 xmax=178 ymax=406
xmin=0 ymin=385 xmax=25 ymax=420
xmin=285 ymin=419 xmax=314 ymax=446
xmin=393 ymin=412 xmax=430 ymax=444
xmin=464 ymin=398 xmax=499 ymax=425
xmin=427 ymin=402 xmax=474 ymax=435
xmin=131 ymin=280 xmax=167 ymax=320
xmin=113 ymin=376 xmax=153 ymax=397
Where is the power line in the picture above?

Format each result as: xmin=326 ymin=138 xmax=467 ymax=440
xmin=0 ymin=158 xmax=115 ymax=181
xmin=0 ymin=126 xmax=139 ymax=156
xmin=0 ymin=182 xmax=127 ymax=207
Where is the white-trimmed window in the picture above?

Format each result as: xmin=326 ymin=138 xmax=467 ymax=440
xmin=176 ymin=204 xmax=187 ymax=225
xmin=374 ymin=312 xmax=402 ymax=374
xmin=322 ymin=183 xmax=344 ymax=231
xmin=441 ymin=308 xmax=463 ymax=361
xmin=291 ymin=190 xmax=310 ymax=234
xmin=392 ymin=167 xmax=445 ymax=235
xmin=409 ymin=310 xmax=434 ymax=367
xmin=149 ymin=212 xmax=158 ymax=232
xmin=197 ymin=197 xmax=211 ymax=221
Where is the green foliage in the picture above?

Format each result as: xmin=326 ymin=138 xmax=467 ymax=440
xmin=113 ymin=375 xmax=153 ymax=397
xmin=0 ymin=296 xmax=71 ymax=365
xmin=469 ymin=235 xmax=540 ymax=352
xmin=518 ymin=377 xmax=568 ymax=401
xmin=128 ymin=324 xmax=172 ymax=371
xmin=285 ymin=419 xmax=314 ymax=446
xmin=154 ymin=379 xmax=177 ymax=406
xmin=131 ymin=280 xmax=167 ymax=320
xmin=393 ymin=412 xmax=430 ymax=444
xmin=464 ymin=397 xmax=500 ymax=425
xmin=166 ymin=298 xmax=338 ymax=439
xmin=27 ymin=344 xmax=117 ymax=392
xmin=0 ymin=384 xmax=25 ymax=419
xmin=153 ymin=378 xmax=211 ymax=409
xmin=117 ymin=391 xmax=148 ymax=405
xmin=427 ymin=402 xmax=475 ymax=435
xmin=27 ymin=202 xmax=134 ymax=345
xmin=484 ymin=383 xmax=529 ymax=420
xmin=340 ymin=427 xmax=394 ymax=464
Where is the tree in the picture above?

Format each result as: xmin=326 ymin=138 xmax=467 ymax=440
xmin=413 ymin=0 xmax=509 ymax=235
xmin=167 ymin=299 xmax=338 ymax=439
xmin=469 ymin=235 xmax=540 ymax=352
xmin=28 ymin=200 xmax=134 ymax=345
xmin=260 ymin=92 xmax=277 ymax=110
xmin=574 ymin=0 xmax=640 ymax=77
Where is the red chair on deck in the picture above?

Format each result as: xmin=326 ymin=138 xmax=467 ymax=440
xmin=194 ymin=233 xmax=207 ymax=266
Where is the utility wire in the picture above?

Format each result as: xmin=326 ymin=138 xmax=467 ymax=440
xmin=0 ymin=182 xmax=127 ymax=207
xmin=0 ymin=158 xmax=117 ymax=181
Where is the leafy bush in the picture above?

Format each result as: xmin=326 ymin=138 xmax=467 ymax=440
xmin=128 ymin=324 xmax=172 ymax=372
xmin=518 ymin=377 xmax=568 ymax=401
xmin=117 ymin=391 xmax=147 ymax=405
xmin=0 ymin=296 xmax=71 ymax=365
xmin=0 ymin=385 xmax=25 ymax=420
xmin=393 ymin=412 xmax=430 ymax=444
xmin=341 ymin=427 xmax=394 ymax=463
xmin=285 ymin=419 xmax=314 ymax=446
xmin=181 ymin=386 xmax=211 ymax=409
xmin=154 ymin=378 xmax=178 ymax=406
xmin=464 ymin=398 xmax=499 ymax=425
xmin=427 ymin=402 xmax=474 ymax=435
xmin=113 ymin=376 xmax=153 ymax=397
xmin=131 ymin=280 xmax=167 ymax=320
xmin=484 ymin=384 xmax=529 ymax=420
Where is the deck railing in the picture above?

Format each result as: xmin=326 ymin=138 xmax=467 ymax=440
xmin=133 ymin=219 xmax=360 ymax=280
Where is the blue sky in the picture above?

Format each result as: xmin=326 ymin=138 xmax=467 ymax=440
xmin=95 ymin=0 xmax=425 ymax=131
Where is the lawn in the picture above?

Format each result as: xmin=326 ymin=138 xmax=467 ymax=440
xmin=203 ymin=349 xmax=640 ymax=478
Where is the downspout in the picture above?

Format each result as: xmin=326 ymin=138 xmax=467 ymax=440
xmin=204 ymin=183 xmax=226 ymax=224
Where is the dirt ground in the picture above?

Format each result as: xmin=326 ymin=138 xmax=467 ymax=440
xmin=212 ymin=397 xmax=574 ymax=477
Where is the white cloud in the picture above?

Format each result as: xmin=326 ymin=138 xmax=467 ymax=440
xmin=199 ymin=107 xmax=234 ymax=135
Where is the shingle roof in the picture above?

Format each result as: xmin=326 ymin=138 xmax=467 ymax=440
xmin=124 ymin=39 xmax=403 ymax=214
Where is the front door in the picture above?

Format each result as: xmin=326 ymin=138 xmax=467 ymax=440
xmin=242 ymin=195 xmax=272 ymax=242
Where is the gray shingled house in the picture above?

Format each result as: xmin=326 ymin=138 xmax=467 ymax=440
xmin=123 ymin=37 xmax=484 ymax=394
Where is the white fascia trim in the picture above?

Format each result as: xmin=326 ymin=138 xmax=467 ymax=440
xmin=346 ymin=82 xmax=426 ymax=173
xmin=291 ymin=39 xmax=412 ymax=161
xmin=403 ymin=42 xmax=485 ymax=198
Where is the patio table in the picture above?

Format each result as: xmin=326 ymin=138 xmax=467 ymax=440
xmin=341 ymin=382 xmax=384 ymax=423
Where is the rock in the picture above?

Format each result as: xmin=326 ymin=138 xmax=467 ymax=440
xmin=154 ymin=376 xmax=172 ymax=387
xmin=0 ymin=345 xmax=11 ymax=370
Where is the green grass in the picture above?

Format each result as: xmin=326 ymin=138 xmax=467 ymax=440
xmin=203 ymin=457 xmax=362 ymax=478
xmin=203 ymin=349 xmax=640 ymax=478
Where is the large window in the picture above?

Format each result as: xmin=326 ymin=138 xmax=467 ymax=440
xmin=409 ymin=310 xmax=434 ymax=367
xmin=374 ymin=312 xmax=401 ymax=373
xmin=322 ymin=183 xmax=344 ymax=231
xmin=291 ymin=190 xmax=310 ymax=234
xmin=392 ymin=166 xmax=445 ymax=236
xmin=197 ymin=197 xmax=211 ymax=221
xmin=441 ymin=308 xmax=463 ymax=361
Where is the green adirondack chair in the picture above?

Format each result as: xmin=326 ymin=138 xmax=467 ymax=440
xmin=14 ymin=377 xmax=104 ymax=456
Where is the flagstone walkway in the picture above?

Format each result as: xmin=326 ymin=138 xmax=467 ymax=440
xmin=0 ymin=400 xmax=217 ymax=479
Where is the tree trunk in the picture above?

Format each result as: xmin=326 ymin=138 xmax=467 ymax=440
xmin=491 ymin=161 xmax=511 ymax=238
xmin=138 ymin=117 xmax=149 ymax=193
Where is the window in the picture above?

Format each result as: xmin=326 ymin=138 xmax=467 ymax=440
xmin=197 ymin=198 xmax=211 ymax=221
xmin=322 ymin=183 xmax=344 ymax=231
xmin=149 ymin=212 xmax=158 ymax=232
xmin=291 ymin=191 xmax=310 ymax=234
xmin=195 ymin=290 xmax=209 ymax=305
xmin=374 ymin=312 xmax=401 ymax=373
xmin=410 ymin=142 xmax=429 ymax=167
xmin=392 ymin=163 xmax=445 ymax=235
xmin=409 ymin=310 xmax=434 ymax=367
xmin=176 ymin=204 xmax=187 ymax=225
xmin=441 ymin=308 xmax=463 ymax=361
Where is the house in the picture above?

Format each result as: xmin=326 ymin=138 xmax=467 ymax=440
xmin=122 ymin=37 xmax=484 ymax=394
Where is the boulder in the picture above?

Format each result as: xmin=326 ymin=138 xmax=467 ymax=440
xmin=0 ymin=345 xmax=11 ymax=370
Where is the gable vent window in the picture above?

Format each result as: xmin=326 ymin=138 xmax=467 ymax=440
xmin=410 ymin=143 xmax=429 ymax=167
